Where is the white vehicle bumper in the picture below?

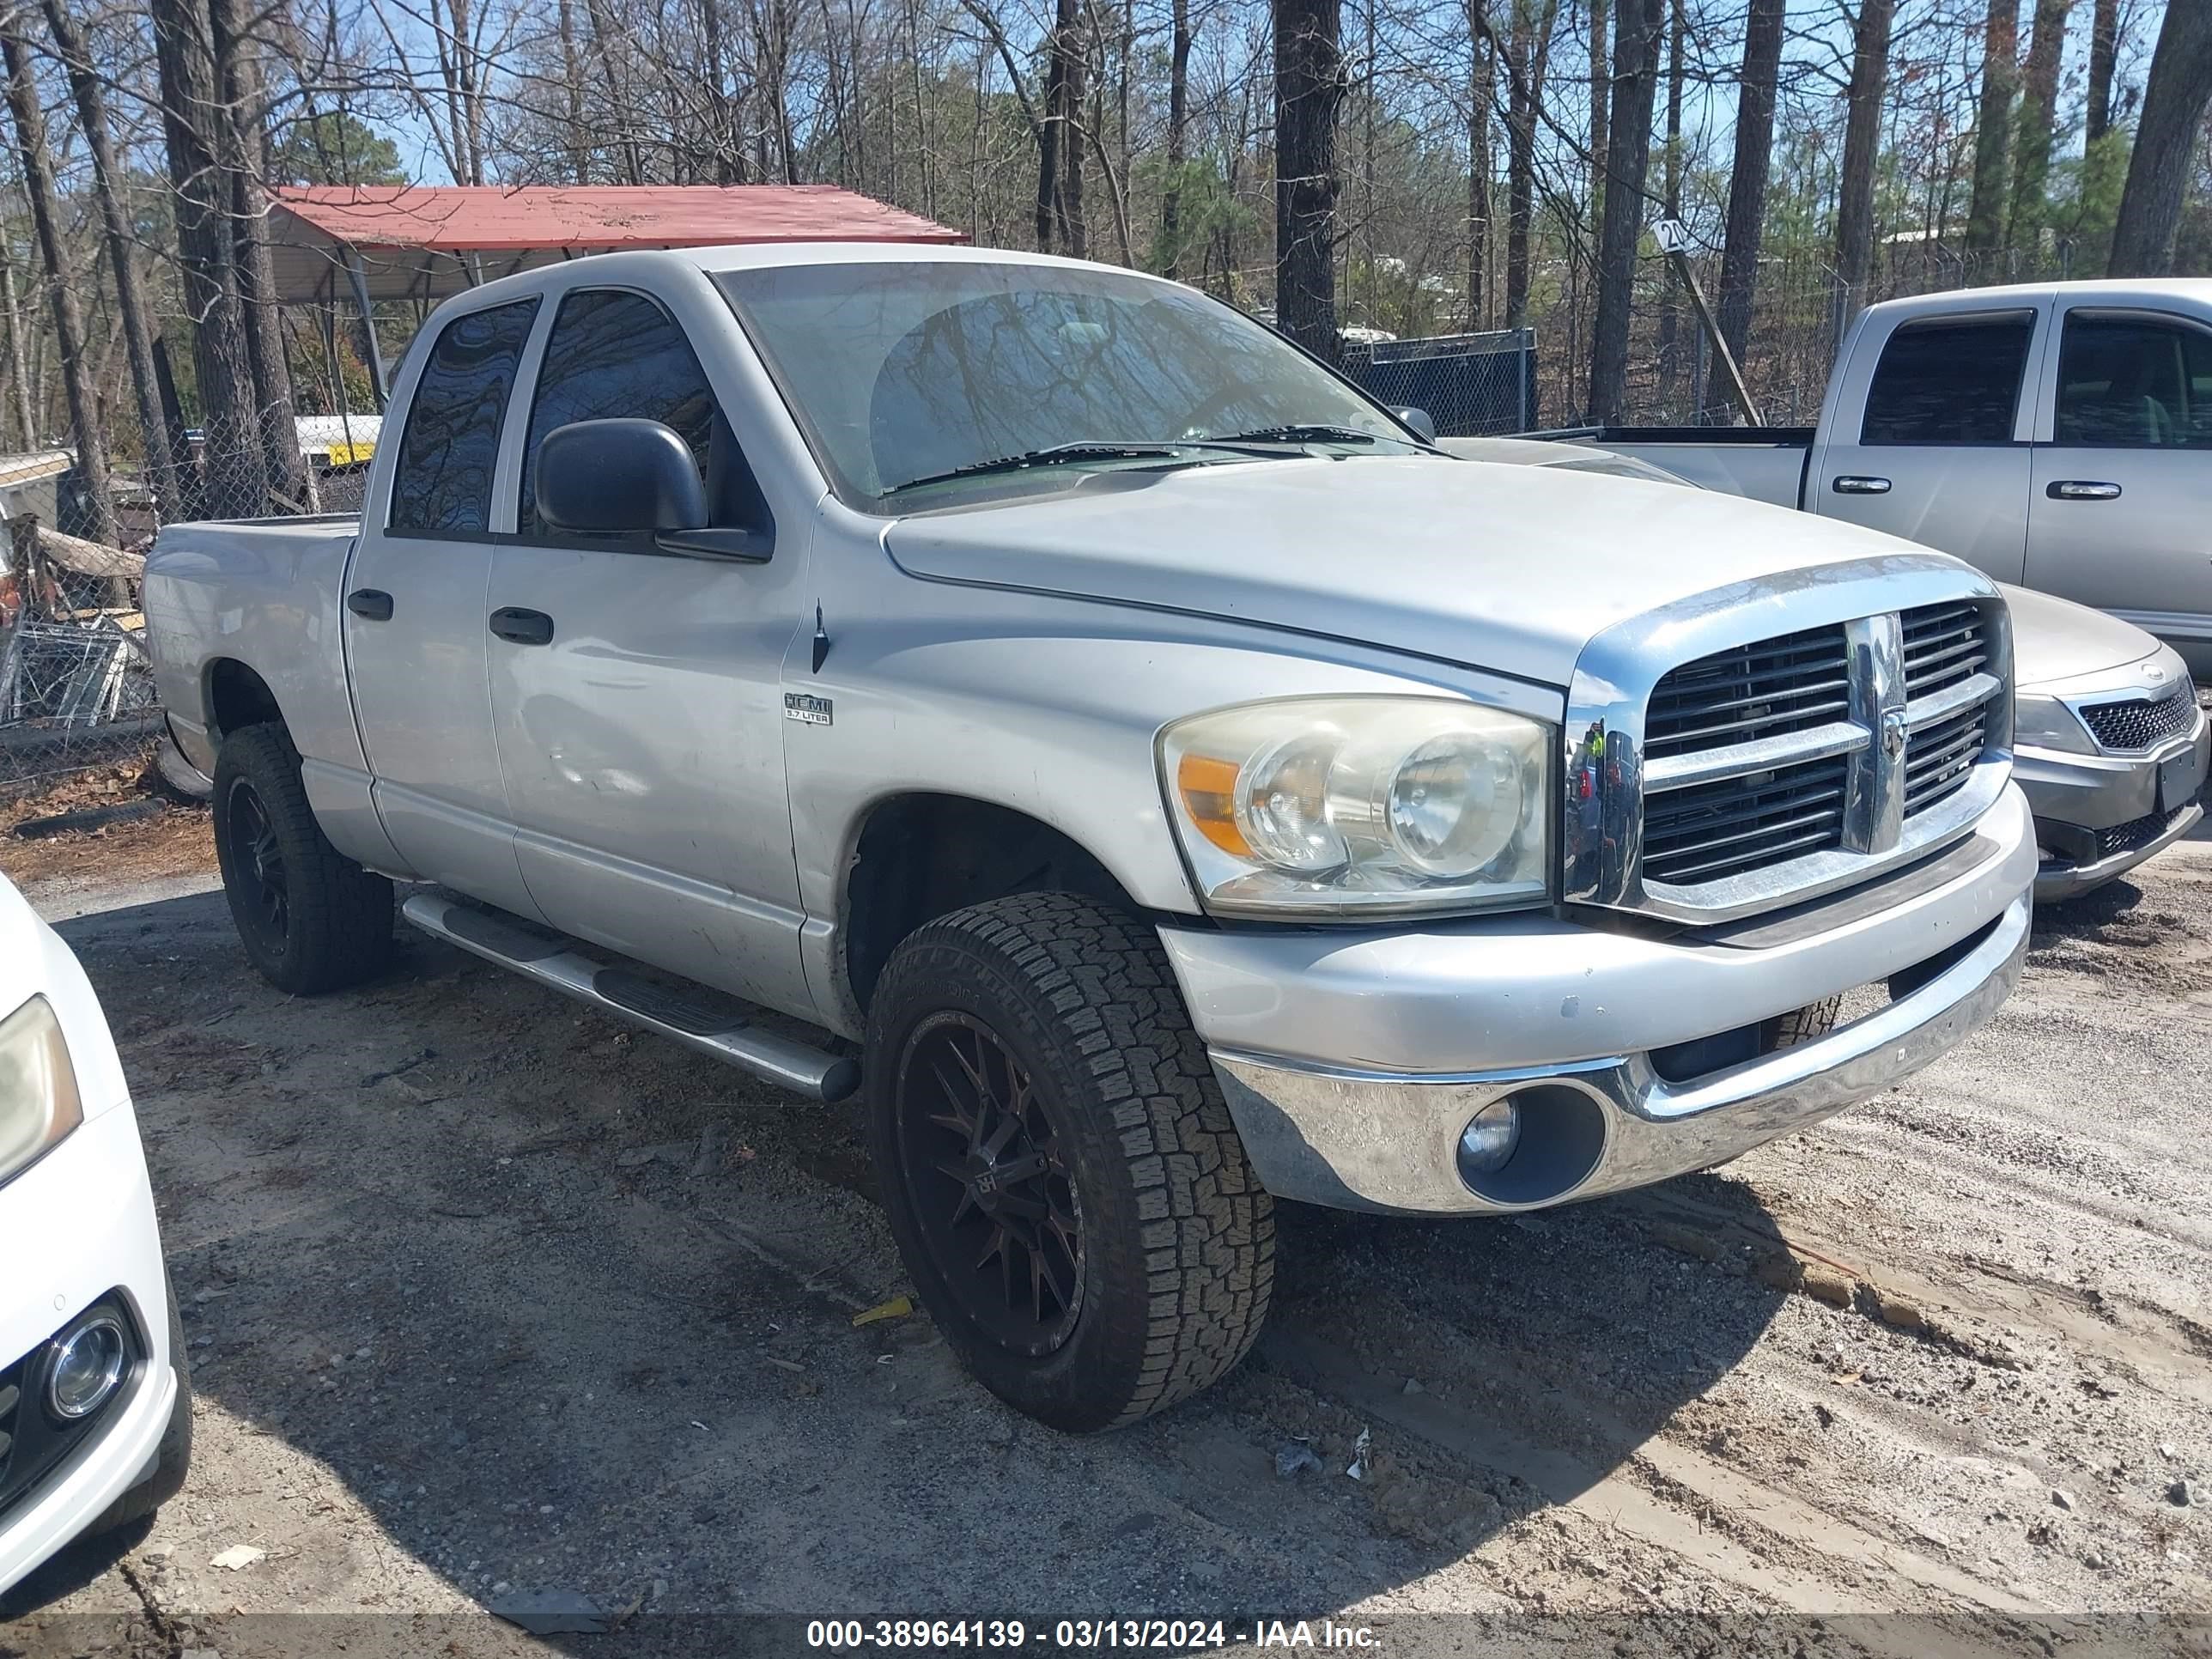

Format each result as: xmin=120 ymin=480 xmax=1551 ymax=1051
xmin=0 ymin=1099 xmax=179 ymax=1597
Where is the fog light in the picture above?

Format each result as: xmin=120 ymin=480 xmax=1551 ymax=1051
xmin=48 ymin=1316 xmax=126 ymax=1420
xmin=1456 ymin=1097 xmax=1522 ymax=1176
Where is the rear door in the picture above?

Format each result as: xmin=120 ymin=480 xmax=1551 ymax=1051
xmin=2026 ymin=306 xmax=2212 ymax=672
xmin=344 ymin=295 xmax=546 ymax=919
xmin=483 ymin=283 xmax=813 ymax=1013
xmin=1808 ymin=307 xmax=2042 ymax=582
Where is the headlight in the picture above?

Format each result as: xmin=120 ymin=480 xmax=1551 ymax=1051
xmin=2012 ymin=692 xmax=2097 ymax=756
xmin=0 ymin=995 xmax=82 ymax=1187
xmin=1160 ymin=697 xmax=1553 ymax=917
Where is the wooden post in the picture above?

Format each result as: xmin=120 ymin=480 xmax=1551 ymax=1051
xmin=1666 ymin=246 xmax=1762 ymax=427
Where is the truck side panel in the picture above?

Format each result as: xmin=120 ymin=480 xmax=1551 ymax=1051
xmin=1577 ymin=432 xmax=1812 ymax=506
xmin=143 ymin=517 xmax=410 ymax=878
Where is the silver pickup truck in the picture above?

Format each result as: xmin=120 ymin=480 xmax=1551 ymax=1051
xmin=1567 ymin=279 xmax=2212 ymax=679
xmin=144 ymin=244 xmax=2036 ymax=1431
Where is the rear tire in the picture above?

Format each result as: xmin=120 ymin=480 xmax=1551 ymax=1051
xmin=211 ymin=724 xmax=393 ymax=994
xmin=865 ymin=892 xmax=1274 ymax=1431
xmin=1769 ymin=994 xmax=1843 ymax=1047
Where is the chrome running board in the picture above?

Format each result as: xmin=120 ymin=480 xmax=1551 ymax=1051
xmin=400 ymin=892 xmax=860 ymax=1103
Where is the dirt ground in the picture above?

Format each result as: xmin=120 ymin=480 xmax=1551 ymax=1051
xmin=0 ymin=796 xmax=2208 ymax=1657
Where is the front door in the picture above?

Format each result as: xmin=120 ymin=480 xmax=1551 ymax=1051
xmin=1809 ymin=307 xmax=2039 ymax=583
xmin=2027 ymin=307 xmax=2212 ymax=676
xmin=344 ymin=295 xmax=545 ymax=920
xmin=484 ymin=285 xmax=812 ymax=1013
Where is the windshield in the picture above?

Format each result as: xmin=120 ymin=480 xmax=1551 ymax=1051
xmin=715 ymin=260 xmax=1418 ymax=509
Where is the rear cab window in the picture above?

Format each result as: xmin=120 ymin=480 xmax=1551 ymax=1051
xmin=386 ymin=298 xmax=541 ymax=535
xmin=1860 ymin=311 xmax=2036 ymax=446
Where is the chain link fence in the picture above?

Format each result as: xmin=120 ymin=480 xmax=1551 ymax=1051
xmin=0 ymin=404 xmax=374 ymax=802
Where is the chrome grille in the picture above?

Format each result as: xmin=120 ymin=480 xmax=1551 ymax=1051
xmin=1617 ymin=598 xmax=2007 ymax=910
xmin=2080 ymin=681 xmax=2197 ymax=753
xmin=1644 ymin=624 xmax=1850 ymax=759
xmin=1643 ymin=754 xmax=1849 ymax=884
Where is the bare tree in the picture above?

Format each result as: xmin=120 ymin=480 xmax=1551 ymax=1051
xmin=0 ymin=13 xmax=115 ymax=546
xmin=1275 ymin=0 xmax=1345 ymax=361
xmin=2110 ymin=0 xmax=2212 ymax=276
xmin=1502 ymin=0 xmax=1559 ymax=328
xmin=2084 ymin=0 xmax=2118 ymax=143
xmin=1584 ymin=0 xmax=1603 ymax=217
xmin=2008 ymin=0 xmax=2071 ymax=244
xmin=1653 ymin=0 xmax=1682 ymax=408
xmin=40 ymin=0 xmax=185 ymax=520
xmin=1714 ymin=0 xmax=1783 ymax=378
xmin=1160 ymin=0 xmax=1193 ymax=275
xmin=1464 ymin=0 xmax=1492 ymax=328
xmin=0 ymin=239 xmax=31 ymax=448
xmin=1586 ymin=0 xmax=1657 ymax=422
xmin=1964 ymin=0 xmax=2018 ymax=253
xmin=1833 ymin=0 xmax=1894 ymax=328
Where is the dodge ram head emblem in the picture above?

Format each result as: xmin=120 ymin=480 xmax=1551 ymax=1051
xmin=1881 ymin=706 xmax=1911 ymax=760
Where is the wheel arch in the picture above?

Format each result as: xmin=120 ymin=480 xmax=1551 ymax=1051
xmin=203 ymin=657 xmax=287 ymax=740
xmin=838 ymin=791 xmax=1143 ymax=1020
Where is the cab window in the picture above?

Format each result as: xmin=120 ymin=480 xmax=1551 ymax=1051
xmin=2054 ymin=312 xmax=2212 ymax=448
xmin=1860 ymin=312 xmax=2034 ymax=447
xmin=387 ymin=298 xmax=541 ymax=535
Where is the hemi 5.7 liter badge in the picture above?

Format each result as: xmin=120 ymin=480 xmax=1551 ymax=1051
xmin=783 ymin=693 xmax=834 ymax=726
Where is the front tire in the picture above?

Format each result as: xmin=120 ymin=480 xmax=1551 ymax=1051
xmin=865 ymin=893 xmax=1274 ymax=1431
xmin=211 ymin=724 xmax=394 ymax=994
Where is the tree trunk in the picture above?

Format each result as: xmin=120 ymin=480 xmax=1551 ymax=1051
xmin=1654 ymin=0 xmax=1682 ymax=410
xmin=1833 ymin=0 xmax=1895 ymax=330
xmin=40 ymin=0 xmax=185 ymax=522
xmin=1503 ymin=0 xmax=1558 ymax=330
xmin=1965 ymin=0 xmax=2019 ymax=254
xmin=2008 ymin=0 xmax=2070 ymax=249
xmin=1160 ymin=0 xmax=1191 ymax=275
xmin=150 ymin=0 xmax=267 ymax=518
xmin=2109 ymin=1 xmax=2212 ymax=276
xmin=2085 ymin=0 xmax=2118 ymax=143
xmin=1585 ymin=0 xmax=1605 ymax=224
xmin=1466 ymin=0 xmax=1492 ymax=331
xmin=1587 ymin=0 xmax=1659 ymax=424
xmin=1714 ymin=0 xmax=1783 ymax=377
xmin=1274 ymin=0 xmax=1344 ymax=362
xmin=0 ymin=18 xmax=115 ymax=546
xmin=0 ymin=229 xmax=34 ymax=448
xmin=556 ymin=0 xmax=588 ymax=179
xmin=210 ymin=0 xmax=311 ymax=507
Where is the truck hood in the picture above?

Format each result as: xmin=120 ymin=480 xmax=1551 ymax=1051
xmin=884 ymin=456 xmax=1960 ymax=686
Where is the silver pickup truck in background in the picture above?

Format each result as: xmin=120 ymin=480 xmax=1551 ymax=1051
xmin=1560 ymin=280 xmax=2212 ymax=679
xmin=144 ymin=244 xmax=2036 ymax=1431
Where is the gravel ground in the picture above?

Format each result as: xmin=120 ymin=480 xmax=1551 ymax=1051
xmin=0 ymin=807 xmax=2208 ymax=1657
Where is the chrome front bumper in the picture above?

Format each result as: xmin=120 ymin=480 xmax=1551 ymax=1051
xmin=1160 ymin=785 xmax=2037 ymax=1215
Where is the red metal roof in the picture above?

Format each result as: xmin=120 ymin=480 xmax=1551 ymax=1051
xmin=270 ymin=185 xmax=965 ymax=252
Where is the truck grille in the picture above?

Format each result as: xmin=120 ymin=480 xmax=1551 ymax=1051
xmin=2080 ymin=681 xmax=2197 ymax=754
xmin=1632 ymin=599 xmax=2005 ymax=902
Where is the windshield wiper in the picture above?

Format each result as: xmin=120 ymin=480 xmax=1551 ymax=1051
xmin=1199 ymin=423 xmax=1395 ymax=447
xmin=883 ymin=442 xmax=1199 ymax=495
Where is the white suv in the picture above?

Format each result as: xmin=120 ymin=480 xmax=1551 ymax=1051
xmin=0 ymin=872 xmax=191 ymax=1596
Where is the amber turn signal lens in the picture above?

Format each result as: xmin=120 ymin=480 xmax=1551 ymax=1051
xmin=1176 ymin=753 xmax=1250 ymax=857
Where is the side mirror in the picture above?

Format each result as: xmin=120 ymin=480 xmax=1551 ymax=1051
xmin=1394 ymin=406 xmax=1438 ymax=443
xmin=538 ymin=418 xmax=708 ymax=534
xmin=536 ymin=418 xmax=772 ymax=562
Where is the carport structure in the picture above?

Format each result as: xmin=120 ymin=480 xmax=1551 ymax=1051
xmin=267 ymin=185 xmax=967 ymax=411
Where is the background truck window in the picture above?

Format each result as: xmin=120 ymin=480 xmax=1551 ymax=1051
xmin=386 ymin=298 xmax=541 ymax=534
xmin=2055 ymin=313 xmax=2212 ymax=448
xmin=1859 ymin=311 xmax=2034 ymax=447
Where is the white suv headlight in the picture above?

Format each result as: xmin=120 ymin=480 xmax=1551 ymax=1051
xmin=0 ymin=994 xmax=83 ymax=1187
xmin=1160 ymin=697 xmax=1553 ymax=918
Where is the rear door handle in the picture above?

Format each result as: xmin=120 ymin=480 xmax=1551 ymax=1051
xmin=489 ymin=606 xmax=555 ymax=646
xmin=345 ymin=588 xmax=393 ymax=622
xmin=2047 ymin=479 xmax=2123 ymax=501
xmin=1831 ymin=475 xmax=1892 ymax=495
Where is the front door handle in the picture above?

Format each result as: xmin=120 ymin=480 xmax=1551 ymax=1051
xmin=489 ymin=606 xmax=555 ymax=646
xmin=2047 ymin=479 xmax=2123 ymax=501
xmin=1832 ymin=475 xmax=1892 ymax=495
xmin=346 ymin=587 xmax=393 ymax=622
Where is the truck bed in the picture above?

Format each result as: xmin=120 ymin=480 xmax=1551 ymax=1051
xmin=1531 ymin=426 xmax=1814 ymax=507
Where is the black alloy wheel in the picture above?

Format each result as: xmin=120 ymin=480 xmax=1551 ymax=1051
xmin=893 ymin=1012 xmax=1083 ymax=1355
xmin=222 ymin=775 xmax=290 ymax=953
